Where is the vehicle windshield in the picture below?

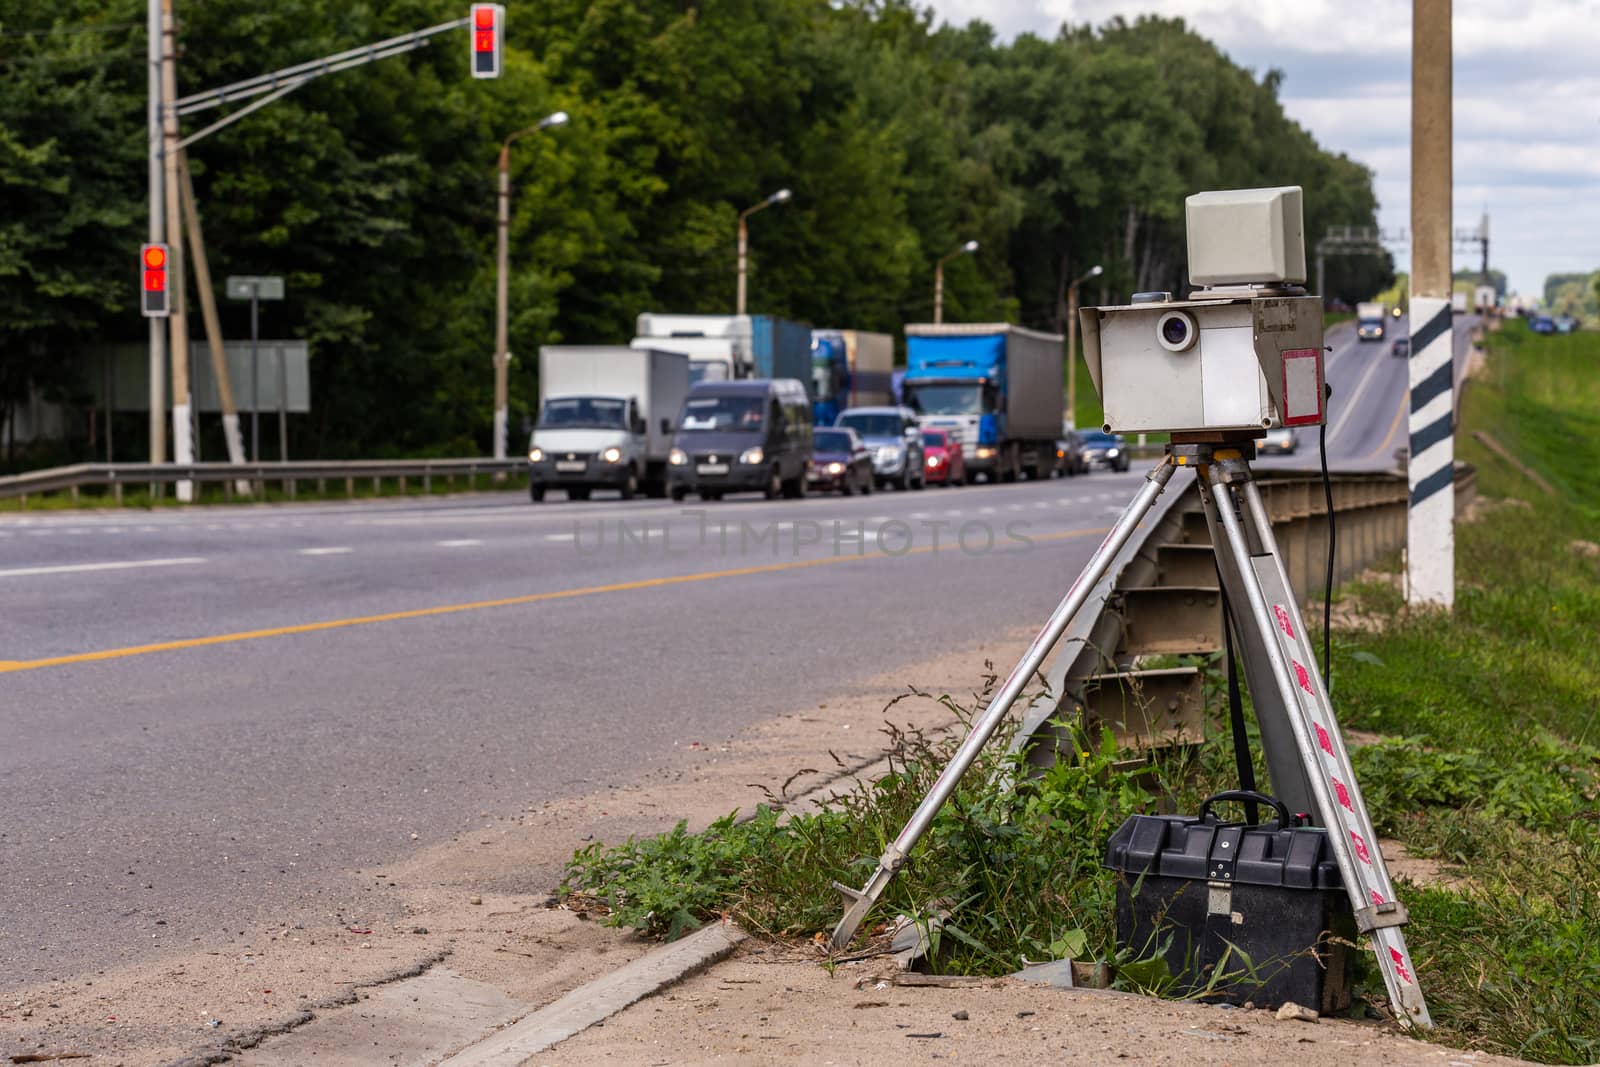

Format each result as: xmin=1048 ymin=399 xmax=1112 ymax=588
xmin=680 ymin=395 xmax=764 ymax=432
xmin=689 ymin=362 xmax=729 ymax=385
xmin=837 ymin=413 xmax=903 ymax=438
xmin=539 ymin=397 xmax=627 ymax=429
xmin=1079 ymin=431 xmax=1120 ymax=447
xmin=903 ymin=382 xmax=982 ymax=415
xmin=921 ymin=431 xmax=948 ymax=448
xmin=813 ymin=430 xmax=853 ymax=453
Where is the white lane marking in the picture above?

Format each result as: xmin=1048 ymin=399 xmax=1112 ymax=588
xmin=979 ymin=506 xmax=996 ymax=515
xmin=136 ymin=525 xmax=157 ymax=532
xmin=66 ymin=528 xmax=88 ymax=535
xmin=1327 ymin=343 xmax=1393 ymax=444
xmin=298 ymin=546 xmax=353 ymax=556
xmin=206 ymin=524 xmax=222 ymax=531
xmin=544 ymin=533 xmax=575 ymax=542
xmin=0 ymin=556 xmax=207 ymax=580
xmin=437 ymin=539 xmax=483 ymax=547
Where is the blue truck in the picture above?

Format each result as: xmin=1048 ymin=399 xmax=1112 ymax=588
xmin=809 ymin=329 xmax=896 ymax=426
xmin=901 ymin=323 xmax=1065 ymax=482
xmin=632 ymin=314 xmax=811 ymax=388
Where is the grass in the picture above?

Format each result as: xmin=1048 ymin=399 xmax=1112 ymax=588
xmin=562 ymin=317 xmax=1600 ymax=1061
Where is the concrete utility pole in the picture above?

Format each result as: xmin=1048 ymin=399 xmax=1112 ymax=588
xmin=1064 ymin=262 xmax=1102 ymax=428
xmin=147 ymin=0 xmax=166 ymax=467
xmin=493 ymin=110 xmax=568 ymax=462
xmin=933 ymin=240 xmax=979 ymax=326
xmin=736 ymin=188 xmax=791 ymax=315
xmin=161 ymin=0 xmax=194 ymax=501
xmin=1408 ymin=0 xmax=1454 ymax=608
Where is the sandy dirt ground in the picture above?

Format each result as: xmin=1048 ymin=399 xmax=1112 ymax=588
xmin=548 ymin=940 xmax=1533 ymax=1067
xmin=1 ymin=624 xmax=1536 ymax=1067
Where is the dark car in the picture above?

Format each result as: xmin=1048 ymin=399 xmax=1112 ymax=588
xmin=1078 ymin=429 xmax=1129 ymax=472
xmin=1054 ymin=429 xmax=1087 ymax=477
xmin=807 ymin=427 xmax=874 ymax=495
xmin=1391 ymin=337 xmax=1410 ymax=358
xmin=1531 ymin=316 xmax=1557 ymax=335
xmin=920 ymin=428 xmax=967 ymax=486
xmin=667 ymin=379 xmax=812 ymax=501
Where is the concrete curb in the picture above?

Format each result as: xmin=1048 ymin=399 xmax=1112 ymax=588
xmin=438 ymin=922 xmax=747 ymax=1066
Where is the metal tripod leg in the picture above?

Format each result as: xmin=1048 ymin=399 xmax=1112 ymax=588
xmin=1204 ymin=456 xmax=1432 ymax=1028
xmin=827 ymin=456 xmax=1179 ymax=952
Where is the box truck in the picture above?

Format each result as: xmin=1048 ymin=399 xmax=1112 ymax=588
xmin=901 ymin=323 xmax=1065 ymax=482
xmin=809 ymin=329 xmax=895 ymax=426
xmin=1356 ymin=301 xmax=1387 ymax=341
xmin=526 ymin=346 xmax=689 ymax=502
xmin=632 ymin=314 xmax=811 ymax=388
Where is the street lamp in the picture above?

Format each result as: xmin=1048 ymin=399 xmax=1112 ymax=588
xmin=933 ymin=240 xmax=979 ymax=325
xmin=1064 ymin=263 xmax=1103 ymax=429
xmin=493 ymin=109 xmax=569 ymax=461
xmin=736 ymin=188 xmax=792 ymax=315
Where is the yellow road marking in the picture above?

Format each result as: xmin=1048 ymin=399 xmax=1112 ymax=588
xmin=1 ymin=524 xmax=1111 ymax=675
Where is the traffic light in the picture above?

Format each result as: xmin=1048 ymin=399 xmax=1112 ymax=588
xmin=470 ymin=4 xmax=502 ymax=79
xmin=141 ymin=243 xmax=170 ymax=317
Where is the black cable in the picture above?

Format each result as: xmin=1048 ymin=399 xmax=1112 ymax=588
xmin=1216 ymin=574 xmax=1259 ymax=825
xmin=1320 ymin=401 xmax=1335 ymax=695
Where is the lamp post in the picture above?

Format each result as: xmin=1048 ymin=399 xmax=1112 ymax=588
xmin=1064 ymin=263 xmax=1103 ymax=428
xmin=933 ymin=240 xmax=979 ymax=325
xmin=736 ymin=188 xmax=791 ymax=315
xmin=494 ymin=109 xmax=568 ymax=462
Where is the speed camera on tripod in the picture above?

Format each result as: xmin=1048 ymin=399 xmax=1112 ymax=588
xmin=1078 ymin=187 xmax=1326 ymax=437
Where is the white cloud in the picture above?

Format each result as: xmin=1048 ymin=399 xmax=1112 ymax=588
xmin=923 ymin=0 xmax=1600 ymax=293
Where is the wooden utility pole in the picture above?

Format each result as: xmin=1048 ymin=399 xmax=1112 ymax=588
xmin=1407 ymin=0 xmax=1454 ymax=608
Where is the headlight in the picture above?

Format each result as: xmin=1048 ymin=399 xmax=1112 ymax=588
xmin=528 ymin=447 xmax=544 ymax=463
xmin=826 ymin=461 xmax=844 ymax=475
xmin=739 ymin=446 xmax=764 ymax=465
xmin=926 ymin=454 xmax=942 ymax=466
xmin=976 ymin=446 xmax=996 ymax=459
xmin=669 ymin=447 xmax=688 ymax=466
xmin=601 ymin=446 xmax=624 ymax=464
xmin=1106 ymin=447 xmax=1120 ymax=457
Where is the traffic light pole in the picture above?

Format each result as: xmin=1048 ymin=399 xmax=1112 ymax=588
xmin=147 ymin=0 xmax=166 ymax=470
xmin=161 ymin=0 xmax=194 ymax=502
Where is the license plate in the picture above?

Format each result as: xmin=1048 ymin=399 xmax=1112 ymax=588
xmin=696 ymin=463 xmax=729 ymax=475
xmin=555 ymin=461 xmax=586 ymax=472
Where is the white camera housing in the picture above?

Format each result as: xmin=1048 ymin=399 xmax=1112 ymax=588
xmin=1076 ymin=185 xmax=1324 ymax=436
xmin=1080 ymin=294 xmax=1324 ymax=434
xmin=1186 ymin=187 xmax=1306 ymax=287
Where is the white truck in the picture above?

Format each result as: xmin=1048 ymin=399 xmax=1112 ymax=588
xmin=631 ymin=313 xmax=811 ymax=387
xmin=526 ymin=346 xmax=689 ymax=502
xmin=1356 ymin=301 xmax=1387 ymax=341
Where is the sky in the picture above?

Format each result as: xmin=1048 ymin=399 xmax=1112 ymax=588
xmin=921 ymin=0 xmax=1600 ymax=299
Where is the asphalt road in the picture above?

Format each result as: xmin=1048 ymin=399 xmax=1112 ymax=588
xmin=0 ymin=314 xmax=1476 ymax=985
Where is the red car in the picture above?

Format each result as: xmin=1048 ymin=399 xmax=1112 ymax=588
xmin=921 ymin=429 xmax=967 ymax=486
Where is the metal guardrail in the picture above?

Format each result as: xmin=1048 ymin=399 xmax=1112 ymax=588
xmin=1016 ymin=462 xmax=1477 ymax=762
xmin=0 ymin=458 xmax=525 ymax=505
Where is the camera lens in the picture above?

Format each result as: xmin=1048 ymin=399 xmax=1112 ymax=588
xmin=1156 ymin=310 xmax=1199 ymax=353
xmin=1162 ymin=316 xmax=1190 ymax=346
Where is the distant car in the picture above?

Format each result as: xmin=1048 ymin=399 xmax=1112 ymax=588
xmin=1054 ymin=431 xmax=1087 ymax=477
xmin=835 ymin=406 xmax=926 ymax=491
xmin=807 ymin=427 xmax=874 ymax=495
xmin=920 ymin=428 xmax=966 ymax=486
xmin=1391 ymin=337 xmax=1410 ymax=358
xmin=1078 ymin=429 xmax=1129 ymax=472
xmin=1531 ymin=316 xmax=1557 ymax=335
xmin=1556 ymin=316 xmax=1577 ymax=334
xmin=1259 ymin=427 xmax=1298 ymax=455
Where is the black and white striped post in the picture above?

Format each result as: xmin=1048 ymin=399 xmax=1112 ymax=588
xmin=1406 ymin=297 xmax=1454 ymax=606
xmin=1408 ymin=0 xmax=1454 ymax=608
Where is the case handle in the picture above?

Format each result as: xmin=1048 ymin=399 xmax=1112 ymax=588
xmin=1199 ymin=790 xmax=1291 ymax=827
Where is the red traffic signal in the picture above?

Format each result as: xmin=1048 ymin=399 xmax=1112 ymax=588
xmin=141 ymin=243 xmax=170 ymax=317
xmin=470 ymin=4 xmax=502 ymax=79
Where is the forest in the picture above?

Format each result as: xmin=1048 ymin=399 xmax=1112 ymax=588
xmin=1 ymin=0 xmax=1391 ymax=461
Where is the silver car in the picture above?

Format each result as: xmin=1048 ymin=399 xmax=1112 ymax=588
xmin=835 ymin=406 xmax=926 ymax=490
